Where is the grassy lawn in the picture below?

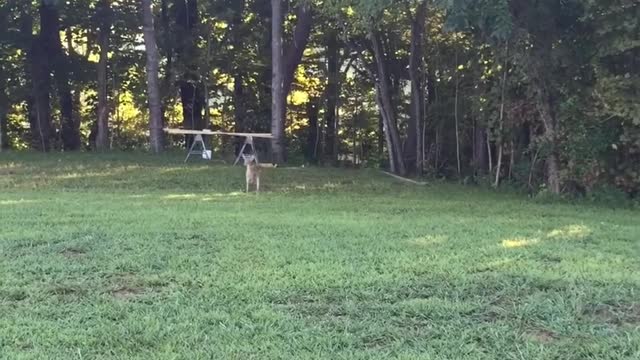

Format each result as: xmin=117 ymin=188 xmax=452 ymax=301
xmin=1 ymin=153 xmax=639 ymax=359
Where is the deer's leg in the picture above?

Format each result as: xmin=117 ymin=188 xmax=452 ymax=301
xmin=256 ymin=176 xmax=260 ymax=193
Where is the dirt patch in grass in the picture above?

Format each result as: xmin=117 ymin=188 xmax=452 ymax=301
xmin=106 ymin=273 xmax=169 ymax=300
xmin=585 ymin=303 xmax=640 ymax=325
xmin=525 ymin=329 xmax=557 ymax=344
xmin=110 ymin=286 xmax=145 ymax=300
xmin=60 ymin=247 xmax=87 ymax=258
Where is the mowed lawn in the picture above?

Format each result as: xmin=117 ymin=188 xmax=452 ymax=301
xmin=0 ymin=153 xmax=639 ymax=360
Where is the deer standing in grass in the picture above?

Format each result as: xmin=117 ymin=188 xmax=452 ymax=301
xmin=242 ymin=153 xmax=261 ymax=193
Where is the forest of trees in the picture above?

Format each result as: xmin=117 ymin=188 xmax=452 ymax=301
xmin=0 ymin=0 xmax=638 ymax=197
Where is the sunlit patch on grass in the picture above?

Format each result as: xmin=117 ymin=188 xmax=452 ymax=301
xmin=409 ymin=235 xmax=447 ymax=247
xmin=54 ymin=168 xmax=133 ymax=180
xmin=502 ymin=237 xmax=539 ymax=248
xmin=128 ymin=194 xmax=149 ymax=199
xmin=202 ymin=192 xmax=244 ymax=200
xmin=546 ymin=224 xmax=591 ymax=240
xmin=164 ymin=192 xmax=246 ymax=200
xmin=0 ymin=199 xmax=38 ymax=206
xmin=164 ymin=193 xmax=198 ymax=199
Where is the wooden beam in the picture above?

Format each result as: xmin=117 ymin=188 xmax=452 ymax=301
xmin=163 ymin=128 xmax=274 ymax=139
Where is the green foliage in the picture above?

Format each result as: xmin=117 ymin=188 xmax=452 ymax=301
xmin=1 ymin=154 xmax=639 ymax=358
xmin=438 ymin=0 xmax=512 ymax=40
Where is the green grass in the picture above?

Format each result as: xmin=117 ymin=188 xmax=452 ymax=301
xmin=1 ymin=152 xmax=639 ymax=359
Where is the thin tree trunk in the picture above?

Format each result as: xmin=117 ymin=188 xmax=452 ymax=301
xmin=160 ymin=0 xmax=174 ymax=122
xmin=324 ymin=30 xmax=338 ymax=164
xmin=434 ymin=128 xmax=439 ymax=172
xmin=0 ymin=64 xmax=7 ymax=151
xmin=370 ymin=27 xmax=406 ymax=176
xmin=96 ymin=0 xmax=111 ymax=151
xmin=454 ymin=51 xmax=461 ymax=177
xmin=508 ymin=139 xmax=515 ymax=180
xmin=495 ymin=141 xmax=503 ymax=185
xmin=487 ymin=134 xmax=493 ymax=172
xmin=142 ymin=0 xmax=163 ymax=153
xmin=203 ymin=35 xmax=211 ymax=129
xmin=231 ymin=0 xmax=246 ymax=141
xmin=408 ymin=1 xmax=427 ymax=175
xmin=270 ymin=0 xmax=286 ymax=164
xmin=375 ymin=88 xmax=396 ymax=173
xmin=378 ymin=113 xmax=384 ymax=159
xmin=494 ymin=41 xmax=509 ymax=187
xmin=305 ymin=98 xmax=319 ymax=164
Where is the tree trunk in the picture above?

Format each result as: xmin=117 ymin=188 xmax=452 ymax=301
xmin=473 ymin=124 xmax=488 ymax=174
xmin=0 ymin=63 xmax=8 ymax=151
xmin=229 ymin=1 xmax=246 ymax=153
xmin=27 ymin=8 xmax=52 ymax=152
xmin=537 ymin=96 xmax=561 ymax=194
xmin=531 ymin=45 xmax=561 ymax=194
xmin=370 ymin=28 xmax=406 ymax=176
xmin=232 ymin=72 xmax=245 ymax=154
xmin=179 ymin=83 xmax=205 ymax=131
xmin=494 ymin=41 xmax=509 ymax=187
xmin=454 ymin=50 xmax=462 ymax=177
xmin=96 ymin=0 xmax=111 ymax=151
xmin=174 ymin=0 xmax=204 ymax=148
xmin=324 ymin=30 xmax=338 ymax=163
xmin=407 ymin=1 xmax=427 ymax=175
xmin=305 ymin=98 xmax=319 ymax=164
xmin=377 ymin=113 xmax=384 ymax=158
xmin=160 ymin=0 xmax=174 ymax=122
xmin=142 ymin=0 xmax=164 ymax=153
xmin=270 ymin=0 xmax=286 ymax=164
xmin=375 ymin=89 xmax=396 ymax=173
xmin=40 ymin=1 xmax=79 ymax=150
xmin=282 ymin=3 xmax=313 ymax=97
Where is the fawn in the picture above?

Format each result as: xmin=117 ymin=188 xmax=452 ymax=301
xmin=242 ymin=153 xmax=261 ymax=193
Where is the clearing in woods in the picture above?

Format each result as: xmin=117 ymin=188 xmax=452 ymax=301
xmin=1 ymin=153 xmax=639 ymax=359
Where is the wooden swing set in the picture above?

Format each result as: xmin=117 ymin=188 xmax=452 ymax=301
xmin=163 ymin=128 xmax=273 ymax=165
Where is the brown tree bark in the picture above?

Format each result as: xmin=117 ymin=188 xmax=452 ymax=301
xmin=370 ymin=27 xmax=406 ymax=176
xmin=536 ymin=92 xmax=561 ymax=194
xmin=0 ymin=63 xmax=8 ymax=151
xmin=40 ymin=1 xmax=79 ymax=150
xmin=408 ymin=1 xmax=427 ymax=175
xmin=231 ymin=0 xmax=246 ymax=154
xmin=324 ymin=30 xmax=338 ymax=163
xmin=174 ymin=0 xmax=204 ymax=148
xmin=26 ymin=8 xmax=52 ymax=151
xmin=473 ymin=124 xmax=488 ymax=174
xmin=96 ymin=0 xmax=111 ymax=151
xmin=531 ymin=46 xmax=561 ymax=194
xmin=282 ymin=3 xmax=313 ymax=97
xmin=305 ymin=98 xmax=320 ymax=164
xmin=270 ymin=0 xmax=286 ymax=164
xmin=159 ymin=0 xmax=174 ymax=122
xmin=142 ymin=0 xmax=164 ymax=153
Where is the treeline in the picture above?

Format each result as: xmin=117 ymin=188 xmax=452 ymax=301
xmin=0 ymin=0 xmax=638 ymax=197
